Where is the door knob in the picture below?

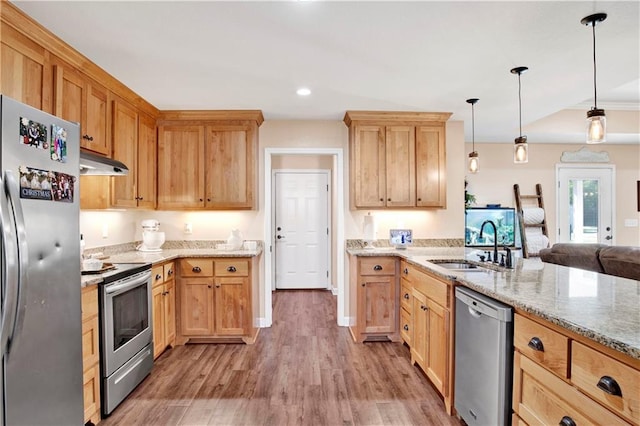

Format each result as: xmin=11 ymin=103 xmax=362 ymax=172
xmin=605 ymin=235 xmax=612 ymax=240
xmin=277 ymin=235 xmax=284 ymax=239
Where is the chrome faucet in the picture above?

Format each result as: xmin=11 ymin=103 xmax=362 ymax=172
xmin=480 ymin=220 xmax=499 ymax=264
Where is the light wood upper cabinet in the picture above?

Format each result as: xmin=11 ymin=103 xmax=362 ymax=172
xmin=157 ymin=111 xmax=262 ymax=210
xmin=344 ymin=111 xmax=451 ymax=209
xmin=137 ymin=113 xmax=157 ymax=209
xmin=157 ymin=125 xmax=206 ymax=209
xmin=0 ymin=24 xmax=52 ymax=112
xmin=111 ymin=99 xmax=138 ymax=207
xmin=205 ymin=126 xmax=256 ymax=209
xmin=53 ymin=61 xmax=110 ymax=156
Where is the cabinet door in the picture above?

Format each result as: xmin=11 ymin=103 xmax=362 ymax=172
xmin=416 ymin=125 xmax=446 ymax=207
xmin=214 ymin=277 xmax=248 ymax=335
xmin=426 ymin=299 xmax=448 ymax=394
xmin=85 ymin=81 xmax=110 ymax=155
xmin=82 ymin=363 xmax=101 ymax=425
xmin=111 ymin=99 xmax=138 ymax=207
xmin=164 ymin=280 xmax=176 ymax=346
xmin=137 ymin=113 xmax=157 ymax=209
xmin=411 ymin=289 xmax=428 ymax=368
xmin=1 ymin=25 xmax=51 ymax=112
xmin=359 ymin=275 xmax=396 ymax=334
xmin=351 ymin=125 xmax=386 ymax=208
xmin=53 ymin=63 xmax=84 ymax=132
xmin=180 ymin=278 xmax=213 ymax=336
xmin=157 ymin=126 xmax=205 ymax=209
xmin=152 ymin=284 xmax=165 ymax=359
xmin=205 ymin=126 xmax=256 ymax=209
xmin=385 ymin=126 xmax=415 ymax=207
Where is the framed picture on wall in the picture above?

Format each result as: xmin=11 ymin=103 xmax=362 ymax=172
xmin=637 ymin=181 xmax=640 ymax=212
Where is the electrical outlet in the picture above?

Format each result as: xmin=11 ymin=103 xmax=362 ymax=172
xmin=624 ymin=219 xmax=638 ymax=227
xmin=102 ymin=223 xmax=109 ymax=238
xmin=184 ymin=223 xmax=193 ymax=234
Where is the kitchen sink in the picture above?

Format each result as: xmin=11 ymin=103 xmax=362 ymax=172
xmin=431 ymin=261 xmax=488 ymax=272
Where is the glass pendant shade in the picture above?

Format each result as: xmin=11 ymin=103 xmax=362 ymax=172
xmin=514 ymin=137 xmax=528 ymax=163
xmin=468 ymin=151 xmax=479 ymax=173
xmin=586 ymin=108 xmax=606 ymax=144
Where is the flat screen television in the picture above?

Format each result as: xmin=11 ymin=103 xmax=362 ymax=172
xmin=465 ymin=207 xmax=517 ymax=248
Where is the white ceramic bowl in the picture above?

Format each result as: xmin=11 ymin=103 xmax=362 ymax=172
xmin=83 ymin=258 xmax=103 ymax=271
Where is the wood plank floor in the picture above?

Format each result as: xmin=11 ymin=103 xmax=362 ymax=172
xmin=101 ymin=290 xmax=461 ymax=426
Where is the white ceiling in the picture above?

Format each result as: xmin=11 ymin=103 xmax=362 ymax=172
xmin=12 ymin=1 xmax=640 ymax=144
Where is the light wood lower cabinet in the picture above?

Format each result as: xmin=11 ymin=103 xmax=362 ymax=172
xmin=177 ymin=257 xmax=258 ymax=344
xmin=152 ymin=262 xmax=176 ymax=359
xmin=513 ymin=313 xmax=639 ymax=425
xmin=349 ymin=256 xmax=399 ymax=342
xmin=81 ymin=286 xmax=100 ymax=425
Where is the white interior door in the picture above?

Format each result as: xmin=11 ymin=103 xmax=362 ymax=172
xmin=274 ymin=171 xmax=329 ymax=289
xmin=557 ymin=165 xmax=615 ymax=245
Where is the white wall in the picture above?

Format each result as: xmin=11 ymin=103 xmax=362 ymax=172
xmin=464 ymin=143 xmax=640 ymax=246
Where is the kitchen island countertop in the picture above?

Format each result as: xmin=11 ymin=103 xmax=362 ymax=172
xmin=347 ymin=246 xmax=640 ymax=361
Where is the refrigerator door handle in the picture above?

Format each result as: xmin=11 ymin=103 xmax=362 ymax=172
xmin=0 ymin=173 xmax=20 ymax=356
xmin=3 ymin=170 xmax=29 ymax=350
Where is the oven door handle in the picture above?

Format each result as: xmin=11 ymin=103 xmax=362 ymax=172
xmin=105 ymin=271 xmax=151 ymax=295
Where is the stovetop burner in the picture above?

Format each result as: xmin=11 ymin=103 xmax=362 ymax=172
xmin=100 ymin=263 xmax=151 ymax=284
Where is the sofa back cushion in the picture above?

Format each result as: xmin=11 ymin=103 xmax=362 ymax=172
xmin=539 ymin=243 xmax=606 ymax=273
xmin=598 ymin=246 xmax=640 ymax=281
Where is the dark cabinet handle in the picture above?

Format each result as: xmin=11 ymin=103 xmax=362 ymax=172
xmin=192 ymin=266 xmax=202 ymax=273
xmin=528 ymin=337 xmax=544 ymax=352
xmin=199 ymin=198 xmax=204 ymax=202
xmin=403 ymin=268 xmax=408 ymax=275
xmin=216 ymin=284 xmax=221 ymax=288
xmin=227 ymin=266 xmax=237 ymax=273
xmin=387 ymin=198 xmax=391 ymax=201
xmin=361 ymin=283 xmax=365 ymax=287
xmin=207 ymin=285 xmax=212 ymax=289
xmin=418 ymin=198 xmax=422 ymax=202
xmin=207 ymin=198 xmax=211 ymax=202
xmin=155 ymin=274 xmax=162 ymax=280
xmin=139 ymin=196 xmax=143 ymax=201
xmin=373 ymin=265 xmax=382 ymax=271
xmin=403 ymin=324 xmax=409 ymax=331
xmin=421 ymin=305 xmax=428 ymax=311
xmin=167 ymin=269 xmax=173 ymax=276
xmin=379 ymin=198 xmax=383 ymax=202
xmin=82 ymin=134 xmax=94 ymax=141
xmin=404 ymin=293 xmax=410 ymax=300
xmin=559 ymin=416 xmax=576 ymax=426
xmin=597 ymin=376 xmax=623 ymax=397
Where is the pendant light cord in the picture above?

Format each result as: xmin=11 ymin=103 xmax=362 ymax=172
xmin=592 ymin=23 xmax=598 ymax=109
xmin=518 ymin=73 xmax=523 ymax=137
xmin=471 ymin=103 xmax=475 ymax=152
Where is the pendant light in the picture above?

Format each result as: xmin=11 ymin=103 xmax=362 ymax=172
xmin=582 ymin=13 xmax=607 ymax=144
xmin=466 ymin=98 xmax=479 ymax=173
xmin=511 ymin=66 xmax=529 ymax=164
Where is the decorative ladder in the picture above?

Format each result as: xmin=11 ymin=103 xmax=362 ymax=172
xmin=514 ymin=184 xmax=549 ymax=258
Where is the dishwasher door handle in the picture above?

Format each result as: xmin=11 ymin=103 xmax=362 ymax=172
xmin=467 ymin=306 xmax=483 ymax=318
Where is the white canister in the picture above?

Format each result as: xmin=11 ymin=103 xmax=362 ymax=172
xmin=227 ymin=229 xmax=244 ymax=250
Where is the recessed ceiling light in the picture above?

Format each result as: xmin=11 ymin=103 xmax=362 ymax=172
xmin=296 ymin=88 xmax=311 ymax=96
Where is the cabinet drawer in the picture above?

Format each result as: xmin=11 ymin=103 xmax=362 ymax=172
xmin=514 ymin=352 xmax=629 ymax=426
xmin=400 ymin=279 xmax=412 ymax=313
xmin=514 ymin=314 xmax=569 ymax=378
xmin=81 ymin=286 xmax=98 ymax=321
xmin=215 ymin=259 xmax=249 ymax=277
xmin=400 ymin=307 xmax=411 ymax=346
xmin=152 ymin=265 xmax=164 ymax=287
xmin=181 ymin=259 xmax=213 ymax=277
xmin=412 ymin=269 xmax=448 ymax=308
xmin=571 ymin=341 xmax=640 ymax=425
xmin=359 ymin=257 xmax=396 ymax=276
xmin=164 ymin=262 xmax=175 ymax=281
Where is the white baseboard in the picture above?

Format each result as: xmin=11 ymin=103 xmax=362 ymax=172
xmin=331 ymin=287 xmax=338 ymax=296
xmin=338 ymin=316 xmax=355 ymax=327
xmin=255 ymin=317 xmax=271 ymax=328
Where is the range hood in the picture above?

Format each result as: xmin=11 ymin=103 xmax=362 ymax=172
xmin=79 ymin=151 xmax=129 ymax=176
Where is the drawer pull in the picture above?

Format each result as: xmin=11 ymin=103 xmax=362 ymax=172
xmin=155 ymin=274 xmax=162 ymax=280
xmin=373 ymin=265 xmax=383 ymax=271
xmin=596 ymin=375 xmax=623 ymax=397
xmin=528 ymin=336 xmax=544 ymax=352
xmin=403 ymin=268 xmax=408 ymax=274
xmin=167 ymin=269 xmax=173 ymax=276
xmin=192 ymin=266 xmax=202 ymax=273
xmin=559 ymin=416 xmax=576 ymax=426
xmin=404 ymin=293 xmax=410 ymax=300
xmin=227 ymin=266 xmax=237 ymax=273
xmin=403 ymin=324 xmax=409 ymax=331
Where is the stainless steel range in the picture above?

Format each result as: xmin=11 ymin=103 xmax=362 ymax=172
xmin=98 ymin=263 xmax=153 ymax=416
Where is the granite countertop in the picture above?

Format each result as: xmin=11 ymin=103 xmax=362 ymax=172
xmin=348 ymin=246 xmax=640 ymax=361
xmin=81 ymin=246 xmax=263 ymax=288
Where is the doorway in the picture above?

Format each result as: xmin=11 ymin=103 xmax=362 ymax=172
xmin=274 ymin=170 xmax=330 ymax=289
xmin=556 ymin=165 xmax=615 ymax=244
xmin=263 ymin=148 xmax=346 ymax=328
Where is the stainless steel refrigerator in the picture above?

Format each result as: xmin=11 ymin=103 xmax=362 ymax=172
xmin=0 ymin=95 xmax=84 ymax=425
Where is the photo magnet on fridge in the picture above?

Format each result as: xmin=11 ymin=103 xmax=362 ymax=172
xmin=50 ymin=124 xmax=67 ymax=163
xmin=19 ymin=166 xmax=76 ymax=202
xmin=19 ymin=117 xmax=48 ymax=150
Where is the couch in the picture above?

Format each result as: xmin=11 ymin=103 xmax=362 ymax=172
xmin=539 ymin=243 xmax=640 ymax=281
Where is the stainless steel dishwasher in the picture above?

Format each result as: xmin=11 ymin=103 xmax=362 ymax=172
xmin=455 ymin=286 xmax=513 ymax=426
